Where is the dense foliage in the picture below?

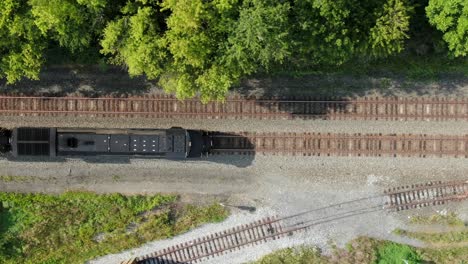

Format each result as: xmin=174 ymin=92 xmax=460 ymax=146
xmin=0 ymin=191 xmax=228 ymax=264
xmin=426 ymin=0 xmax=468 ymax=57
xmin=0 ymin=0 xmax=466 ymax=100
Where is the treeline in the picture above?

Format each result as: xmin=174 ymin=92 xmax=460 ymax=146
xmin=0 ymin=0 xmax=467 ymax=100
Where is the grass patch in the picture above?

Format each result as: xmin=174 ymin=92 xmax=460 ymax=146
xmin=421 ymin=246 xmax=468 ymax=264
xmin=392 ymin=213 xmax=468 ymax=264
xmin=0 ymin=191 xmax=228 ymax=264
xmin=394 ymin=228 xmax=468 ymax=244
xmin=0 ymin=175 xmax=34 ymax=183
xmin=252 ymin=246 xmax=327 ymax=264
xmin=409 ymin=212 xmax=465 ymax=227
xmin=252 ymin=238 xmax=421 ymax=264
xmin=277 ymin=55 xmax=468 ymax=81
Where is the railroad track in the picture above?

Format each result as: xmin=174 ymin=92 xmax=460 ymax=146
xmin=209 ymin=132 xmax=468 ymax=158
xmin=134 ymin=216 xmax=286 ymax=264
xmin=0 ymin=95 xmax=467 ymax=121
xmin=126 ymin=179 xmax=468 ymax=264
xmin=385 ymin=180 xmax=468 ymax=211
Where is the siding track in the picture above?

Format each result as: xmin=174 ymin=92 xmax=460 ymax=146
xmin=384 ymin=180 xmax=468 ymax=211
xmin=126 ymin=179 xmax=468 ymax=264
xmin=136 ymin=216 xmax=285 ymax=264
xmin=1 ymin=95 xmax=467 ymax=121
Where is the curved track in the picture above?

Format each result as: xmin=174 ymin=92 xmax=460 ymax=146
xmin=126 ymin=180 xmax=468 ymax=264
xmin=0 ymin=95 xmax=467 ymax=120
xmin=209 ymin=132 xmax=468 ymax=158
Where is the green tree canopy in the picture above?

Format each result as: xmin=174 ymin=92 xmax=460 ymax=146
xmin=426 ymin=0 xmax=468 ymax=57
xmin=292 ymin=0 xmax=413 ymax=64
xmin=102 ymin=0 xmax=292 ymax=101
xmin=100 ymin=0 xmax=167 ymax=79
xmin=0 ymin=0 xmax=458 ymax=100
xmin=369 ymin=0 xmax=413 ymax=57
xmin=29 ymin=0 xmax=108 ymax=51
xmin=0 ymin=0 xmax=45 ymax=83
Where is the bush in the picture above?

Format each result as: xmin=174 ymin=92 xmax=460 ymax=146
xmin=375 ymin=242 xmax=422 ymax=264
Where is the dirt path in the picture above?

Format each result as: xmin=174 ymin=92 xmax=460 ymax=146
xmin=2 ymin=65 xmax=468 ymax=98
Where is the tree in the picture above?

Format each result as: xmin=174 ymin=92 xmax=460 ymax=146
xmin=224 ymin=0 xmax=291 ymax=75
xmin=291 ymin=0 xmax=413 ymax=65
xmin=101 ymin=0 xmax=167 ymax=79
xmin=0 ymin=0 xmax=45 ymax=83
xmin=29 ymin=0 xmax=108 ymax=52
xmin=159 ymin=0 xmax=235 ymax=100
xmin=369 ymin=0 xmax=413 ymax=57
xmin=426 ymin=0 xmax=468 ymax=57
xmin=102 ymin=0 xmax=292 ymax=101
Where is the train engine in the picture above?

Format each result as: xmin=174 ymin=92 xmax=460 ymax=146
xmin=0 ymin=127 xmax=211 ymax=159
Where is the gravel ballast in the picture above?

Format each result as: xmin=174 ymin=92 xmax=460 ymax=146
xmin=1 ymin=115 xmax=467 ymax=135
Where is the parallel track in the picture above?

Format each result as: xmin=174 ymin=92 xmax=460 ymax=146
xmin=0 ymin=95 xmax=467 ymax=120
xmin=209 ymin=132 xmax=468 ymax=158
xmin=127 ymin=180 xmax=468 ymax=264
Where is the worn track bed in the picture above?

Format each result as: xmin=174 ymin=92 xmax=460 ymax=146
xmin=1 ymin=95 xmax=467 ymax=121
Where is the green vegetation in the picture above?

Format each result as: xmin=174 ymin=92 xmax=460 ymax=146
xmin=0 ymin=175 xmax=35 ymax=183
xmin=1 ymin=0 xmax=467 ymax=100
xmin=426 ymin=0 xmax=468 ymax=57
xmin=393 ymin=212 xmax=468 ymax=263
xmin=252 ymin=238 xmax=423 ymax=264
xmin=409 ymin=212 xmax=466 ymax=227
xmin=0 ymin=191 xmax=228 ymax=264
xmin=421 ymin=246 xmax=468 ymax=264
xmin=253 ymin=246 xmax=327 ymax=264
xmin=253 ymin=225 xmax=468 ymax=264
xmin=375 ymin=242 xmax=422 ymax=264
xmin=396 ymin=229 xmax=468 ymax=244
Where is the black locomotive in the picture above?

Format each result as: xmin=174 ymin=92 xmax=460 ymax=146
xmin=0 ymin=127 xmax=211 ymax=159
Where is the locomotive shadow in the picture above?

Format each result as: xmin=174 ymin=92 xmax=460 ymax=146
xmin=197 ymin=154 xmax=255 ymax=168
xmin=252 ymin=95 xmax=352 ymax=120
xmin=202 ymin=132 xmax=255 ymax=168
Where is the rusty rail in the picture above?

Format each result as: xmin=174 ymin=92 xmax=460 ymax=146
xmin=384 ymin=180 xmax=468 ymax=211
xmin=0 ymin=95 xmax=467 ymax=120
xmin=209 ymin=132 xmax=468 ymax=158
